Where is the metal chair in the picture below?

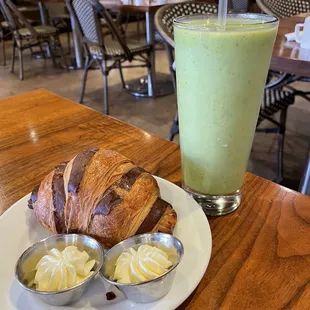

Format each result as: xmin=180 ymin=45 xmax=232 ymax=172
xmin=65 ymin=0 xmax=154 ymax=115
xmin=0 ymin=15 xmax=9 ymax=65
xmin=0 ymin=0 xmax=67 ymax=80
xmin=43 ymin=3 xmax=72 ymax=55
xmin=155 ymin=2 xmax=295 ymax=183
xmin=257 ymin=0 xmax=310 ymax=18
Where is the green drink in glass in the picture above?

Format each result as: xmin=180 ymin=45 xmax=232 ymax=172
xmin=174 ymin=14 xmax=278 ymax=216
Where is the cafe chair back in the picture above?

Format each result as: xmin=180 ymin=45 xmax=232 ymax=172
xmin=155 ymin=1 xmax=219 ymax=102
xmin=155 ymin=1 xmax=295 ymax=183
xmin=257 ymin=0 xmax=310 ymax=18
xmin=65 ymin=0 xmax=155 ymax=115
xmin=230 ymin=0 xmax=250 ymax=13
xmin=0 ymin=7 xmax=10 ymax=65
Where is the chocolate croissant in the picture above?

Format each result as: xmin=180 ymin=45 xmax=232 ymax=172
xmin=28 ymin=148 xmax=177 ymax=248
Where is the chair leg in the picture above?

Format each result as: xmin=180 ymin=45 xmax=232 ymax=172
xmin=275 ymin=131 xmax=284 ymax=183
xmin=165 ymin=42 xmax=178 ymax=141
xmin=118 ymin=61 xmax=126 ymax=89
xmin=0 ymin=30 xmax=5 ymax=66
xmin=11 ymin=39 xmax=16 ymax=73
xmin=117 ymin=12 xmax=126 ymax=38
xmin=299 ymin=149 xmax=310 ymax=195
xmin=123 ymin=13 xmax=130 ymax=35
xmin=150 ymin=69 xmax=156 ymax=99
xmin=2 ymin=38 xmax=5 ymax=66
xmin=137 ymin=19 xmax=141 ymax=40
xmin=29 ymin=45 xmax=34 ymax=56
xmin=18 ymin=48 xmax=24 ymax=80
xmin=168 ymin=112 xmax=179 ymax=141
xmin=39 ymin=43 xmax=46 ymax=59
xmin=66 ymin=31 xmax=71 ymax=55
xmin=79 ymin=56 xmax=90 ymax=104
xmin=275 ymin=109 xmax=287 ymax=183
xmin=56 ymin=35 xmax=69 ymax=71
xmin=100 ymin=60 xmax=109 ymax=115
xmin=103 ymin=74 xmax=109 ymax=115
xmin=47 ymin=41 xmax=57 ymax=68
xmin=164 ymin=42 xmax=176 ymax=92
xmin=148 ymin=52 xmax=156 ymax=99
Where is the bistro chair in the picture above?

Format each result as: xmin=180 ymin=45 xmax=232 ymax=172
xmin=0 ymin=12 xmax=9 ymax=65
xmin=65 ymin=0 xmax=154 ymax=115
xmin=43 ymin=3 xmax=72 ymax=55
xmin=257 ymin=0 xmax=310 ymax=18
xmin=155 ymin=2 xmax=295 ymax=182
xmin=0 ymin=0 xmax=67 ymax=80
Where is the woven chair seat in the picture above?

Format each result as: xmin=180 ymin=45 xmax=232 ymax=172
xmin=100 ymin=17 xmax=116 ymax=25
xmin=1 ymin=21 xmax=9 ymax=28
xmin=16 ymin=25 xmax=57 ymax=38
xmin=52 ymin=14 xmax=70 ymax=20
xmin=258 ymin=88 xmax=294 ymax=124
xmin=89 ymin=40 xmax=150 ymax=59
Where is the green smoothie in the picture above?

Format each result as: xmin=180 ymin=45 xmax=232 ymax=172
xmin=174 ymin=16 xmax=278 ymax=195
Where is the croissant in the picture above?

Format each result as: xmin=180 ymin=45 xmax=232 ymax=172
xmin=28 ymin=148 xmax=177 ymax=248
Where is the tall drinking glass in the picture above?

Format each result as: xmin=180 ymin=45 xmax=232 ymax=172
xmin=174 ymin=14 xmax=279 ymax=216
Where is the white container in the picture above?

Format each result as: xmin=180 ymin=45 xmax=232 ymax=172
xmin=295 ymin=17 xmax=310 ymax=49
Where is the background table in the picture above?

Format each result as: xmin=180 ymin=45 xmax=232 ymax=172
xmin=271 ymin=13 xmax=310 ymax=195
xmin=271 ymin=12 xmax=310 ymax=77
xmin=1 ymin=89 xmax=310 ymax=308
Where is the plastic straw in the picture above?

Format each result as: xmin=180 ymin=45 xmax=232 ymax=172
xmin=217 ymin=0 xmax=228 ymax=26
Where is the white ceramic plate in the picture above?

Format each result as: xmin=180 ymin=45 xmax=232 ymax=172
xmin=0 ymin=176 xmax=212 ymax=310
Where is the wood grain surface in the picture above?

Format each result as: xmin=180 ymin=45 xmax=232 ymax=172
xmin=1 ymin=89 xmax=310 ymax=309
xmin=0 ymin=89 xmax=181 ymax=214
xmin=271 ymin=13 xmax=310 ymax=77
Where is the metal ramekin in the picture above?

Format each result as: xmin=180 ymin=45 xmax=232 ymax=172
xmin=101 ymin=233 xmax=184 ymax=303
xmin=15 ymin=234 xmax=104 ymax=306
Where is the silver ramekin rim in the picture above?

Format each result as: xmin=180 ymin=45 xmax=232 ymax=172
xmin=101 ymin=233 xmax=184 ymax=287
xmin=14 ymin=233 xmax=104 ymax=295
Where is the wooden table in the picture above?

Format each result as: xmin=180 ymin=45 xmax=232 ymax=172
xmin=102 ymin=0 xmax=172 ymax=14
xmin=1 ymin=89 xmax=310 ymax=308
xmin=271 ymin=12 xmax=310 ymax=77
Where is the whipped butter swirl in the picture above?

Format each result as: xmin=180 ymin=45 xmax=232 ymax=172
xmin=113 ymin=245 xmax=173 ymax=283
xmin=34 ymin=246 xmax=95 ymax=291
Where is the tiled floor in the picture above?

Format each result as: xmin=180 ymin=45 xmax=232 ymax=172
xmin=0 ymin=33 xmax=309 ymax=191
